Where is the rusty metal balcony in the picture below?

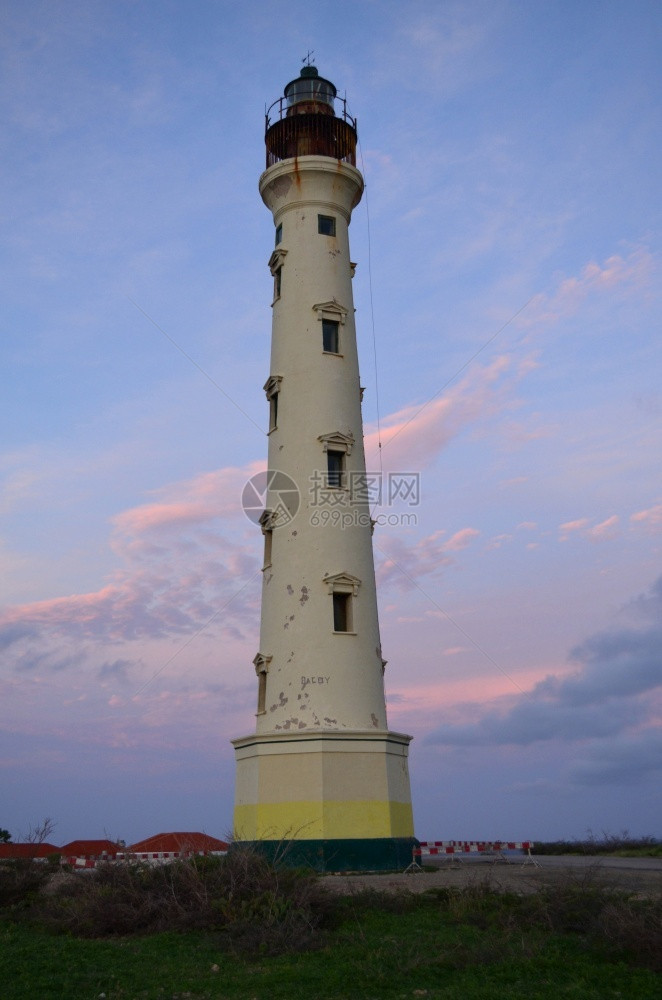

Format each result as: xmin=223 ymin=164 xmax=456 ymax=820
xmin=264 ymin=97 xmax=358 ymax=168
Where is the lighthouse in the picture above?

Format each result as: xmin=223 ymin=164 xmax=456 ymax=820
xmin=232 ymin=65 xmax=415 ymax=871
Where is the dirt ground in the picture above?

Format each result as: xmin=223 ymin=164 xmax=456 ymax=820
xmin=323 ymin=859 xmax=662 ymax=900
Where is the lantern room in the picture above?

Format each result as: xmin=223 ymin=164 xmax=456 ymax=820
xmin=284 ymin=66 xmax=336 ymax=115
xmin=264 ymin=65 xmax=357 ymax=168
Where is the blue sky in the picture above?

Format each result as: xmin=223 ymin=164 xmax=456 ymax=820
xmin=1 ymin=0 xmax=661 ymax=845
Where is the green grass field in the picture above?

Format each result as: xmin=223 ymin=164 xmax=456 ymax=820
xmin=2 ymin=891 xmax=660 ymax=1000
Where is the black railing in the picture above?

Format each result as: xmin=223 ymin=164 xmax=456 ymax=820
xmin=264 ymin=96 xmax=357 ymax=168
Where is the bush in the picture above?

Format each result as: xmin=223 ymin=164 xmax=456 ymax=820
xmin=597 ymin=896 xmax=662 ymax=972
xmin=28 ymin=847 xmax=337 ymax=953
xmin=0 ymin=860 xmax=50 ymax=909
xmin=418 ymin=868 xmax=662 ymax=974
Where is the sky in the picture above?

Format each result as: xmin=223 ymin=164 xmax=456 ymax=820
xmin=1 ymin=0 xmax=661 ymax=847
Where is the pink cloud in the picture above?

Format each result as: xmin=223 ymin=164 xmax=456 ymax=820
xmin=0 ymin=460 xmax=266 ymax=655
xmin=523 ymin=247 xmax=655 ymax=327
xmin=375 ymin=526 xmax=480 ymax=590
xmin=112 ymin=461 xmax=264 ymax=537
xmin=587 ymin=515 xmax=620 ymax=542
xmin=486 ymin=533 xmax=513 ymax=550
xmin=386 ymin=665 xmax=567 ymax=729
xmin=445 ymin=528 xmax=481 ymax=551
xmin=631 ymin=503 xmax=662 ymax=534
xmin=559 ymin=515 xmax=621 ymax=543
xmin=364 ymin=354 xmax=524 ymax=471
xmin=559 ymin=518 xmax=589 ymax=540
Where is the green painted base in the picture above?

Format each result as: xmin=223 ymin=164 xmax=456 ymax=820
xmin=231 ymin=837 xmax=417 ymax=873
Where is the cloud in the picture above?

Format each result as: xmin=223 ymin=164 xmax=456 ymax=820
xmin=559 ymin=515 xmax=620 ymax=542
xmin=487 ymin=533 xmax=513 ymax=550
xmin=375 ymin=527 xmax=480 ymax=590
xmin=523 ymin=248 xmax=655 ymax=328
xmin=0 ymin=461 xmax=264 ymax=660
xmin=628 ymin=575 xmax=662 ymax=621
xmin=631 ymin=503 xmax=662 ymax=534
xmin=364 ymin=354 xmax=528 ymax=471
xmin=567 ymin=730 xmax=662 ymax=786
xmin=559 ymin=518 xmax=590 ymax=539
xmin=425 ymin=575 xmax=662 ymax=765
xmin=586 ymin=515 xmax=620 ymax=541
xmin=0 ymin=622 xmax=38 ymax=650
xmin=98 ymin=659 xmax=136 ymax=683
xmin=445 ymin=528 xmax=480 ymax=552
xmin=560 ymin=502 xmax=662 ymax=544
xmin=111 ymin=463 xmax=263 ymax=538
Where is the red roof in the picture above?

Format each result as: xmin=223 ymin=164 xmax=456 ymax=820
xmin=0 ymin=842 xmax=60 ymax=859
xmin=59 ymin=839 xmax=122 ymax=858
xmin=129 ymin=832 xmax=229 ymax=854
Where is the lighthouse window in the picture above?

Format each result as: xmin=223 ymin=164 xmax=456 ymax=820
xmin=253 ymin=653 xmax=272 ymax=715
xmin=327 ymin=449 xmax=345 ymax=488
xmin=318 ymin=214 xmax=336 ymax=237
xmin=269 ymin=390 xmax=278 ymax=432
xmin=322 ymin=319 xmax=339 ymax=354
xmin=263 ymin=528 xmax=273 ymax=569
xmin=333 ymin=592 xmax=352 ymax=633
xmin=264 ymin=375 xmax=283 ymax=433
xmin=257 ymin=671 xmax=267 ymax=714
xmin=274 ymin=266 xmax=282 ymax=300
xmin=275 ymin=223 xmax=282 ymax=246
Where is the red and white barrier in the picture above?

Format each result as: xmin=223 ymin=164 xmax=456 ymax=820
xmin=417 ymin=840 xmax=533 ymax=854
xmin=407 ymin=840 xmax=539 ymax=870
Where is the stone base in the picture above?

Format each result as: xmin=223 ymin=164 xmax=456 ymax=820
xmin=231 ymin=836 xmax=417 ymax=873
xmin=232 ymin=729 xmax=414 ymax=853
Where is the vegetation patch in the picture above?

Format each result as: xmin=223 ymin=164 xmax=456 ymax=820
xmin=1 ymin=850 xmax=661 ymax=999
xmin=24 ymin=847 xmax=335 ymax=954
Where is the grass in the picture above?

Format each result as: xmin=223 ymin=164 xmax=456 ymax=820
xmin=2 ymin=869 xmax=662 ymax=1000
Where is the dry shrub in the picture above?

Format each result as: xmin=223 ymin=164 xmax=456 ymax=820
xmin=529 ymin=887 xmax=604 ymax=935
xmin=512 ymin=868 xmax=662 ymax=972
xmin=31 ymin=847 xmax=337 ymax=953
xmin=0 ymin=860 xmax=51 ymax=908
xmin=596 ymin=896 xmax=662 ymax=971
xmin=422 ymin=869 xmax=662 ymax=974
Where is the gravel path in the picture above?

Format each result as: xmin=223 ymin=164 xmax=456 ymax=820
xmin=322 ymin=857 xmax=662 ymax=899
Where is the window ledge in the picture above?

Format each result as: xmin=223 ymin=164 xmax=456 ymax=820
xmin=322 ymin=351 xmax=344 ymax=358
xmin=332 ymin=630 xmax=357 ymax=636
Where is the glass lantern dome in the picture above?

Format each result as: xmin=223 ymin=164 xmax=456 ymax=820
xmin=284 ymin=66 xmax=336 ymax=114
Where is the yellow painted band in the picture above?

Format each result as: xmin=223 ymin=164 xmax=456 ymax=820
xmin=234 ymin=799 xmax=414 ymax=841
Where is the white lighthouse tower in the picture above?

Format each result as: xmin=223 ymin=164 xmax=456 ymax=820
xmin=232 ymin=65 xmax=415 ymax=871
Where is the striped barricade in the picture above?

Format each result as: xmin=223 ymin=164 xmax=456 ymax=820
xmin=406 ymin=840 xmax=539 ymax=871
